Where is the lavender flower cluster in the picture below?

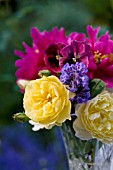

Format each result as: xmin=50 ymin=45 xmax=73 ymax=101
xmin=60 ymin=62 xmax=90 ymax=103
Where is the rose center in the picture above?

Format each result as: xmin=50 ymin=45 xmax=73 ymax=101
xmin=47 ymin=93 xmax=52 ymax=102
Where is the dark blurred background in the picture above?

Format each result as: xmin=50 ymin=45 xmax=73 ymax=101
xmin=0 ymin=0 xmax=113 ymax=169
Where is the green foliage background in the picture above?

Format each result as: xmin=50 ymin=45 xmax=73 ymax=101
xmin=0 ymin=0 xmax=113 ymax=122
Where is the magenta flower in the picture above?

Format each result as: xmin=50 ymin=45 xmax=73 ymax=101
xmin=59 ymin=40 xmax=91 ymax=68
xmin=15 ymin=27 xmax=67 ymax=81
xmin=87 ymin=25 xmax=113 ymax=87
xmin=67 ymin=32 xmax=86 ymax=44
xmin=87 ymin=25 xmax=100 ymax=52
xmin=15 ymin=42 xmax=46 ymax=80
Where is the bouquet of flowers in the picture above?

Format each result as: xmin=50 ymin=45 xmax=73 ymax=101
xmin=14 ymin=25 xmax=113 ymax=170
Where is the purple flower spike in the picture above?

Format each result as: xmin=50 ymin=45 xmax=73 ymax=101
xmin=60 ymin=62 xmax=90 ymax=104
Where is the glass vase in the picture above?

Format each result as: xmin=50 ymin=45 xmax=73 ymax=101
xmin=61 ymin=120 xmax=113 ymax=170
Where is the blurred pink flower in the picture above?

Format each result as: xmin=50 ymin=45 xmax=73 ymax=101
xmin=87 ymin=25 xmax=113 ymax=87
xmin=15 ymin=42 xmax=46 ymax=80
xmin=15 ymin=27 xmax=67 ymax=81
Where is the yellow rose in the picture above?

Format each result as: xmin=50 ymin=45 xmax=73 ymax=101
xmin=23 ymin=76 xmax=71 ymax=129
xmin=73 ymin=91 xmax=113 ymax=144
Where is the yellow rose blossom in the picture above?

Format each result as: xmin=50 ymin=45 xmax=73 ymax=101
xmin=23 ymin=75 xmax=71 ymax=129
xmin=73 ymin=91 xmax=113 ymax=144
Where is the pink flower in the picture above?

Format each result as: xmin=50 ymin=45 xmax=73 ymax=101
xmin=15 ymin=42 xmax=46 ymax=80
xmin=87 ymin=25 xmax=113 ymax=88
xmin=67 ymin=32 xmax=86 ymax=44
xmin=15 ymin=27 xmax=67 ymax=81
xmin=87 ymin=25 xmax=100 ymax=52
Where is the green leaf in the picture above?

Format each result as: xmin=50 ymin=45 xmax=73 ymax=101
xmin=13 ymin=112 xmax=29 ymax=123
xmin=89 ymin=79 xmax=106 ymax=99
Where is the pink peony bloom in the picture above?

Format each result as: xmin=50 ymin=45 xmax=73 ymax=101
xmin=15 ymin=27 xmax=67 ymax=81
xmin=87 ymin=25 xmax=113 ymax=88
